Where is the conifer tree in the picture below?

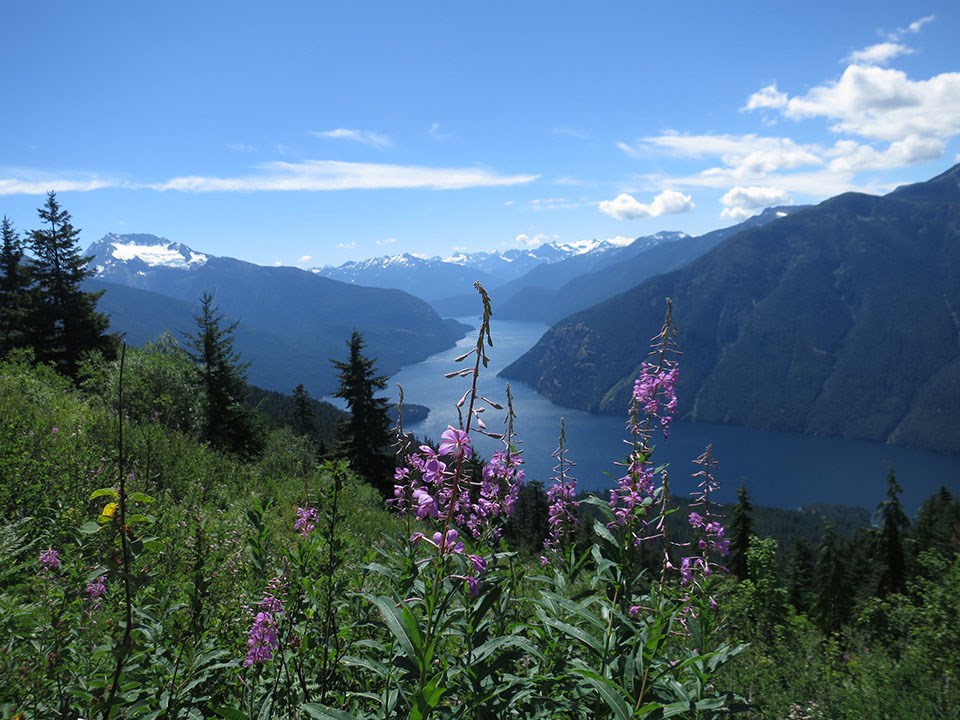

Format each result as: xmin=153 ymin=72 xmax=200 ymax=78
xmin=729 ymin=483 xmax=754 ymax=580
xmin=185 ymin=291 xmax=259 ymax=457
xmin=0 ymin=216 xmax=31 ymax=356
xmin=27 ymin=192 xmax=115 ymax=377
xmin=332 ymin=330 xmax=392 ymax=495
xmin=785 ymin=537 xmax=815 ymax=615
xmin=915 ymin=486 xmax=960 ymax=557
xmin=292 ymin=383 xmax=316 ymax=438
xmin=874 ymin=468 xmax=909 ymax=596
xmin=814 ymin=524 xmax=850 ymax=634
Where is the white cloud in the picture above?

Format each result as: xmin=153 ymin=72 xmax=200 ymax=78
xmin=514 ymin=232 xmax=549 ymax=247
xmin=598 ymin=190 xmax=694 ymax=220
xmin=742 ymin=84 xmax=788 ymax=111
xmin=902 ymin=15 xmax=935 ymax=36
xmin=530 ymin=197 xmax=580 ymax=210
xmin=428 ymin=123 xmax=455 ymax=142
xmin=375 ymin=237 xmax=397 ymax=245
xmin=153 ymin=160 xmax=539 ymax=192
xmin=310 ymin=128 xmax=391 ymax=147
xmin=0 ymin=170 xmax=121 ymax=195
xmin=845 ymin=42 xmax=913 ymax=66
xmin=298 ymin=254 xmax=313 ymax=263
xmin=337 ymin=242 xmax=356 ymax=250
xmin=720 ymin=186 xmax=790 ymax=220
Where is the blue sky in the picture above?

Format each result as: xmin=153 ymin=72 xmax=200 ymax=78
xmin=2 ymin=1 xmax=958 ymax=268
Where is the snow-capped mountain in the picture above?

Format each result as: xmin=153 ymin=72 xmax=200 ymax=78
xmin=88 ymin=233 xmax=208 ymax=282
xmin=314 ymin=236 xmax=645 ymax=297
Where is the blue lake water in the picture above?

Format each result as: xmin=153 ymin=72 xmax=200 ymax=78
xmin=379 ymin=317 xmax=960 ymax=514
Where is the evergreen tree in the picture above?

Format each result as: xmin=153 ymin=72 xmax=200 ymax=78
xmin=785 ymin=537 xmax=815 ymax=615
xmin=0 ymin=216 xmax=31 ymax=356
xmin=814 ymin=524 xmax=850 ymax=634
xmin=185 ymin=291 xmax=259 ymax=457
xmin=874 ymin=468 xmax=909 ymax=596
xmin=729 ymin=483 xmax=754 ymax=580
xmin=915 ymin=486 xmax=960 ymax=558
xmin=332 ymin=330 xmax=392 ymax=495
xmin=27 ymin=192 xmax=115 ymax=377
xmin=292 ymin=383 xmax=316 ymax=437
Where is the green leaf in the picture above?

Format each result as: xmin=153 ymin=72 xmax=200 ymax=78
xmin=90 ymin=488 xmax=119 ymax=500
xmin=79 ymin=521 xmax=102 ymax=535
xmin=544 ymin=618 xmax=604 ymax=656
xmin=302 ymin=705 xmax=359 ymax=720
xmin=573 ymin=668 xmax=634 ymax=720
xmin=364 ymin=593 xmax=419 ymax=664
xmin=127 ymin=491 xmax=155 ymax=504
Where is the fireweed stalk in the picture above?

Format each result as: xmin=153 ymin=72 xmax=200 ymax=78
xmin=392 ymin=282 xmax=524 ymax=590
xmin=541 ymin=417 xmax=578 ymax=565
xmin=608 ymin=300 xmax=680 ymax=551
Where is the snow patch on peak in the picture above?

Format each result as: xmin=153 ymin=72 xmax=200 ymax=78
xmin=103 ymin=235 xmax=208 ymax=269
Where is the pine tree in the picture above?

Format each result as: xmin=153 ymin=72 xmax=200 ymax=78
xmin=292 ymin=383 xmax=316 ymax=438
xmin=0 ymin=216 xmax=31 ymax=356
xmin=729 ymin=483 xmax=754 ymax=580
xmin=27 ymin=192 xmax=115 ymax=377
xmin=785 ymin=537 xmax=815 ymax=615
xmin=874 ymin=468 xmax=909 ymax=596
xmin=185 ymin=291 xmax=259 ymax=457
xmin=332 ymin=330 xmax=392 ymax=495
xmin=814 ymin=524 xmax=850 ymax=634
xmin=915 ymin=486 xmax=959 ymax=558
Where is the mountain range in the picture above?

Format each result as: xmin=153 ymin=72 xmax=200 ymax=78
xmin=501 ymin=164 xmax=960 ymax=455
xmin=86 ymin=234 xmax=468 ymax=396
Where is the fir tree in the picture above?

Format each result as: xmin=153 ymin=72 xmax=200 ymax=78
xmin=729 ymin=483 xmax=754 ymax=580
xmin=874 ymin=468 xmax=909 ymax=596
xmin=292 ymin=383 xmax=316 ymax=438
xmin=814 ymin=524 xmax=850 ymax=634
xmin=785 ymin=537 xmax=815 ymax=615
xmin=332 ymin=330 xmax=392 ymax=495
xmin=915 ymin=486 xmax=959 ymax=558
xmin=185 ymin=291 xmax=259 ymax=457
xmin=0 ymin=216 xmax=31 ymax=356
xmin=27 ymin=192 xmax=115 ymax=377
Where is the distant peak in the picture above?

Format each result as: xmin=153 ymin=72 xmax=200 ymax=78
xmin=88 ymin=233 xmax=209 ymax=271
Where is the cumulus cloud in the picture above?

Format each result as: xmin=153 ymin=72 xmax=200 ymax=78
xmin=310 ymin=128 xmax=391 ymax=147
xmin=298 ymin=254 xmax=313 ymax=263
xmin=846 ymin=42 xmax=913 ymax=66
xmin=598 ymin=190 xmax=695 ymax=220
xmin=152 ymin=160 xmax=539 ymax=192
xmin=720 ymin=186 xmax=790 ymax=220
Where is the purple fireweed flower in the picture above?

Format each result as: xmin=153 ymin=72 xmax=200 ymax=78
xmin=244 ymin=611 xmax=279 ymax=667
xmin=413 ymin=488 xmax=439 ymax=520
xmin=86 ymin=575 xmax=106 ymax=602
xmin=294 ymin=506 xmax=318 ymax=537
xmin=688 ymin=512 xmax=704 ymax=528
xmin=468 ymin=554 xmax=487 ymax=574
xmin=432 ymin=529 xmax=464 ymax=555
xmin=632 ymin=362 xmax=679 ymax=437
xmin=39 ymin=548 xmax=60 ymax=572
xmin=438 ymin=426 xmax=472 ymax=460
xmin=704 ymin=521 xmax=724 ymax=537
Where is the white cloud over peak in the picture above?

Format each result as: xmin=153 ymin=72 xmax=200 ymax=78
xmin=720 ymin=186 xmax=790 ymax=221
xmin=376 ymin=237 xmax=397 ymax=245
xmin=514 ymin=232 xmax=550 ymax=247
xmin=310 ymin=128 xmax=391 ymax=147
xmin=598 ymin=190 xmax=694 ymax=221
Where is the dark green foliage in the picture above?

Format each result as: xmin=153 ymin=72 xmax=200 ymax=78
xmin=784 ymin=537 xmax=815 ymax=614
xmin=503 ymin=480 xmax=549 ymax=554
xmin=914 ymin=485 xmax=960 ymax=557
xmin=729 ymin=484 xmax=753 ymax=580
xmin=332 ymin=330 xmax=393 ymax=495
xmin=24 ymin=193 xmax=116 ymax=378
xmin=813 ymin=524 xmax=851 ymax=634
xmin=292 ymin=383 xmax=316 ymax=437
xmin=874 ymin=468 xmax=910 ymax=596
xmin=0 ymin=216 xmax=31 ymax=356
xmin=185 ymin=291 xmax=261 ymax=457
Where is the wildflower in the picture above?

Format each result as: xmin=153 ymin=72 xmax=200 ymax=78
xmin=244 ymin=611 xmax=279 ymax=667
xmin=294 ymin=506 xmax=318 ymax=537
xmin=86 ymin=575 xmax=107 ymax=603
xmin=688 ymin=511 xmax=704 ymax=528
xmin=438 ymin=425 xmax=472 ymax=460
xmin=39 ymin=548 xmax=60 ymax=572
xmin=542 ymin=419 xmax=580 ymax=560
xmin=468 ymin=554 xmax=487 ymax=574
xmin=432 ymin=528 xmax=464 ymax=555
